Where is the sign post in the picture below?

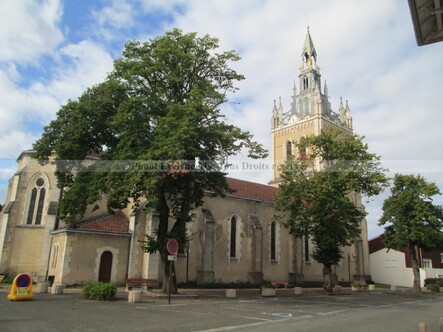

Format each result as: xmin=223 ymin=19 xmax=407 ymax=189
xmin=167 ymin=239 xmax=179 ymax=304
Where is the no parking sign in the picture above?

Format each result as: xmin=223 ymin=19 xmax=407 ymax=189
xmin=167 ymin=239 xmax=179 ymax=258
xmin=7 ymin=273 xmax=33 ymax=301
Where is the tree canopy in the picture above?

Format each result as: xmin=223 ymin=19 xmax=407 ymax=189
xmin=33 ymin=29 xmax=267 ymax=292
xmin=379 ymin=174 xmax=443 ymax=291
xmin=275 ymin=130 xmax=388 ymax=291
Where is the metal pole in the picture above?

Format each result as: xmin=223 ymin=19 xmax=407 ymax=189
xmin=348 ymin=253 xmax=351 ymax=284
xmin=185 ymin=246 xmax=189 ymax=284
xmin=168 ymin=260 xmax=172 ymax=305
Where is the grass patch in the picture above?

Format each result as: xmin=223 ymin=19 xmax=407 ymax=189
xmin=374 ymin=283 xmax=391 ymax=289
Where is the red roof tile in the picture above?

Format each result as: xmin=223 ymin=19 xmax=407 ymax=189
xmin=226 ymin=177 xmax=278 ymax=203
xmin=76 ymin=211 xmax=129 ymax=233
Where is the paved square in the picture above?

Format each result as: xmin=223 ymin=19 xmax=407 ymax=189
xmin=1 ymin=288 xmax=442 ymax=331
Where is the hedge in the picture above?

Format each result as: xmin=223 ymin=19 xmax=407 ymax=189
xmin=83 ymin=282 xmax=116 ymax=301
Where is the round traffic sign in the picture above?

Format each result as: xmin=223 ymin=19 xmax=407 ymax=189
xmin=167 ymin=239 xmax=179 ymax=255
xmin=16 ymin=274 xmax=31 ymax=287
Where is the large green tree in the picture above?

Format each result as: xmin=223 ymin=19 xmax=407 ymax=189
xmin=379 ymin=174 xmax=443 ymax=292
xmin=33 ymin=29 xmax=267 ymax=293
xmin=275 ymin=130 xmax=387 ymax=292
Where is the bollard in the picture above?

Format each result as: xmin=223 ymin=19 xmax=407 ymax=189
xmin=51 ymin=284 xmax=65 ymax=295
xmin=418 ymin=322 xmax=426 ymax=332
xmin=226 ymin=289 xmax=236 ymax=299
xmin=294 ymin=287 xmax=303 ymax=295
xmin=390 ymin=285 xmax=397 ymax=291
xmin=36 ymin=283 xmax=48 ymax=293
xmin=128 ymin=290 xmax=142 ymax=303
xmin=368 ymin=284 xmax=375 ymax=291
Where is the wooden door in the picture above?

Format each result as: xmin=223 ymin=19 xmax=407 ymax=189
xmin=98 ymin=251 xmax=113 ymax=283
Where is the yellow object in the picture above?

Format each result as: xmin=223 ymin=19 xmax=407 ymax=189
xmin=7 ymin=273 xmax=33 ymax=301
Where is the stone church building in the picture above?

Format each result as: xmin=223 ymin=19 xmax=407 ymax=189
xmin=0 ymin=30 xmax=370 ymax=287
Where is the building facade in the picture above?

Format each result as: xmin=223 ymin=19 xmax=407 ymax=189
xmin=0 ymin=29 xmax=371 ymax=287
xmin=369 ymin=235 xmax=443 ymax=288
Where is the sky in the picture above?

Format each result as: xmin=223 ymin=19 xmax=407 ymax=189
xmin=0 ymin=0 xmax=442 ymax=239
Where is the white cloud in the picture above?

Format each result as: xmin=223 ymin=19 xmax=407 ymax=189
xmin=0 ymin=0 xmax=63 ymax=63
xmin=0 ymin=0 xmax=442 ymax=238
xmin=166 ymin=0 xmax=443 ymax=238
xmin=91 ymin=0 xmax=136 ymax=41
xmin=49 ymin=40 xmax=114 ymax=104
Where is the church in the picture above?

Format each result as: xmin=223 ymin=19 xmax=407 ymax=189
xmin=0 ymin=30 xmax=370 ymax=287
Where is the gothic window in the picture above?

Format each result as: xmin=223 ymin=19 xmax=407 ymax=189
xmin=229 ymin=214 xmax=241 ymax=260
xmin=230 ymin=215 xmax=237 ymax=259
xmin=286 ymin=141 xmax=292 ymax=160
xmin=303 ymin=77 xmax=309 ymax=90
xmin=26 ymin=177 xmax=46 ymax=225
xmin=304 ymin=235 xmax=310 ymax=263
xmin=298 ymin=137 xmax=307 ymax=160
xmin=270 ymin=220 xmax=279 ymax=262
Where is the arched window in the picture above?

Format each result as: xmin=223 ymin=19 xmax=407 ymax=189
xmin=270 ymin=221 xmax=278 ymax=261
xmin=299 ymin=100 xmax=304 ymax=116
xmin=298 ymin=137 xmax=307 ymax=160
xmin=304 ymin=235 xmax=310 ymax=263
xmin=26 ymin=177 xmax=46 ymax=225
xmin=286 ymin=141 xmax=292 ymax=159
xmin=303 ymin=77 xmax=309 ymax=90
xmin=228 ymin=214 xmax=242 ymax=261
xmin=230 ymin=216 xmax=237 ymax=259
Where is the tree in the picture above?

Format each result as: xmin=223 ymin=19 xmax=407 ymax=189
xmin=33 ymin=29 xmax=267 ymax=293
xmin=379 ymin=174 xmax=443 ymax=292
xmin=275 ymin=130 xmax=387 ymax=292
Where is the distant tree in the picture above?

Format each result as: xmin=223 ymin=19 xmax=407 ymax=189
xmin=379 ymin=174 xmax=443 ymax=292
xmin=275 ymin=130 xmax=387 ymax=292
xmin=33 ymin=29 xmax=267 ymax=293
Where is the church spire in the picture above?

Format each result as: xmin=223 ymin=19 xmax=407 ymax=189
xmin=301 ymin=27 xmax=317 ymax=69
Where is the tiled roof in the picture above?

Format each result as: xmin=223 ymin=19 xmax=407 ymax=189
xmin=76 ymin=211 xmax=129 ymax=233
xmin=226 ymin=177 xmax=278 ymax=203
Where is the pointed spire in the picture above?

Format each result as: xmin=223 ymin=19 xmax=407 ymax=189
xmin=324 ymin=80 xmax=328 ymax=97
xmin=345 ymin=100 xmax=352 ymax=128
xmin=293 ymin=80 xmax=297 ymax=95
xmin=301 ymin=26 xmax=317 ymax=68
xmin=278 ymin=96 xmax=283 ymax=110
xmin=273 ymin=99 xmax=277 ymax=113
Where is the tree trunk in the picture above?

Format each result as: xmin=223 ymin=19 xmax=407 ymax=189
xmin=323 ymin=264 xmax=333 ymax=292
xmin=161 ymin=254 xmax=177 ymax=294
xmin=157 ymin=190 xmax=179 ymax=294
xmin=408 ymin=243 xmax=422 ymax=293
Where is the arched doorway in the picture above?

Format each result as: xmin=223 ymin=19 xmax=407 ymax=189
xmin=98 ymin=251 xmax=113 ymax=283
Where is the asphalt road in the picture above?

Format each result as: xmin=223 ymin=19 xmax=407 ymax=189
xmin=1 ymin=288 xmax=442 ymax=332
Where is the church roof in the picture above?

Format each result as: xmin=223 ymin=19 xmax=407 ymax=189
xmin=226 ymin=177 xmax=278 ymax=203
xmin=75 ymin=211 xmax=129 ymax=233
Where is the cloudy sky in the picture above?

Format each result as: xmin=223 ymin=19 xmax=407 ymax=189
xmin=0 ymin=0 xmax=442 ymax=238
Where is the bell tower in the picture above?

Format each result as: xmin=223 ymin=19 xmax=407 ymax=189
xmin=270 ymin=28 xmax=353 ymax=185
xmin=270 ymin=29 xmax=371 ymax=285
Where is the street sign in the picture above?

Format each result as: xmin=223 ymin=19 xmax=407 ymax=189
xmin=167 ymin=239 xmax=179 ymax=255
xmin=168 ymin=255 xmax=177 ymax=261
